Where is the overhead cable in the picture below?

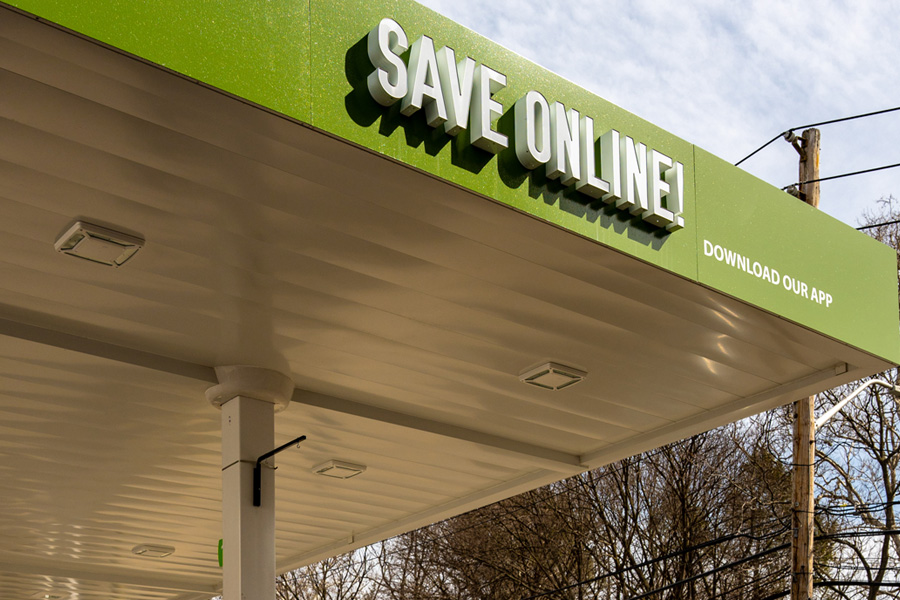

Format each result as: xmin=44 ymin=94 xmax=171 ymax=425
xmin=818 ymin=500 xmax=900 ymax=515
xmin=517 ymin=524 xmax=789 ymax=600
xmin=734 ymin=105 xmax=900 ymax=167
xmin=518 ymin=529 xmax=900 ymax=600
xmin=792 ymin=106 xmax=900 ymax=134
xmin=783 ymin=161 xmax=900 ymax=190
xmin=857 ymin=219 xmax=900 ymax=231
xmin=735 ymin=133 xmax=786 ymax=167
xmin=818 ymin=580 xmax=900 ymax=588
xmin=620 ymin=543 xmax=789 ymax=600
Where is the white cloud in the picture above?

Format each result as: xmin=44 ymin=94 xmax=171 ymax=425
xmin=417 ymin=0 xmax=900 ymax=226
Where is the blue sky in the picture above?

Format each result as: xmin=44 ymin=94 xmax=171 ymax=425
xmin=417 ymin=0 xmax=900 ymax=227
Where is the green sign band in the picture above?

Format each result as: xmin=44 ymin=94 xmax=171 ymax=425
xmin=4 ymin=0 xmax=898 ymax=362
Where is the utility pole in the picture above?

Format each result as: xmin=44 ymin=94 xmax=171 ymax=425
xmin=790 ymin=128 xmax=820 ymax=600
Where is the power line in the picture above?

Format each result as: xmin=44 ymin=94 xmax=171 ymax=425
xmin=517 ymin=529 xmax=900 ymax=600
xmin=783 ymin=161 xmax=900 ymax=190
xmin=857 ymin=218 xmax=900 ymax=231
xmin=818 ymin=580 xmax=900 ymax=588
xmin=735 ymin=133 xmax=786 ymax=168
xmin=819 ymin=529 xmax=900 ymax=541
xmin=621 ymin=543 xmax=789 ymax=600
xmin=820 ymin=563 xmax=900 ymax=571
xmin=517 ymin=522 xmax=790 ymax=600
xmin=793 ymin=106 xmax=900 ymax=133
xmin=817 ymin=500 xmax=900 ymax=516
xmin=734 ymin=105 xmax=900 ymax=167
xmin=708 ymin=567 xmax=788 ymax=599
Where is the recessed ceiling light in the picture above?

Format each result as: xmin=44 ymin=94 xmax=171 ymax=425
xmin=312 ymin=460 xmax=366 ymax=479
xmin=54 ymin=221 xmax=143 ymax=267
xmin=131 ymin=543 xmax=175 ymax=558
xmin=519 ymin=362 xmax=586 ymax=390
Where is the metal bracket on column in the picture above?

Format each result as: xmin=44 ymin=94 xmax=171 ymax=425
xmin=253 ymin=435 xmax=306 ymax=507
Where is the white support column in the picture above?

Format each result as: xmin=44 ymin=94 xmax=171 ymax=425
xmin=206 ymin=366 xmax=294 ymax=600
xmin=221 ymin=396 xmax=275 ymax=600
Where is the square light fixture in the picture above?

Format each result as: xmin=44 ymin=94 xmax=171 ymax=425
xmin=54 ymin=221 xmax=143 ymax=267
xmin=312 ymin=460 xmax=367 ymax=479
xmin=519 ymin=362 xmax=586 ymax=390
xmin=131 ymin=544 xmax=175 ymax=558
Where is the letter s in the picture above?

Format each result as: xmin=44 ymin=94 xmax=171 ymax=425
xmin=367 ymin=18 xmax=409 ymax=106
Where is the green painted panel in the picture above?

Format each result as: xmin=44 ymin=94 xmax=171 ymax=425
xmin=695 ymin=148 xmax=900 ymax=363
xmin=4 ymin=0 xmax=310 ymax=121
xmin=308 ymin=0 xmax=697 ymax=280
xmin=4 ymin=0 xmax=898 ymax=361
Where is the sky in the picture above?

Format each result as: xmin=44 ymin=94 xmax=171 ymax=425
xmin=416 ymin=0 xmax=900 ymax=228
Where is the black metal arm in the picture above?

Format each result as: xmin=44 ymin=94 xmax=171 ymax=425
xmin=253 ymin=435 xmax=306 ymax=507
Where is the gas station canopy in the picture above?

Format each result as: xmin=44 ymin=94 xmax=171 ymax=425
xmin=0 ymin=1 xmax=898 ymax=599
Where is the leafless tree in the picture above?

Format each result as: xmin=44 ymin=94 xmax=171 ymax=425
xmin=362 ymin=426 xmax=792 ymax=600
xmin=811 ymin=197 xmax=900 ymax=600
xmin=276 ymin=547 xmax=374 ymax=600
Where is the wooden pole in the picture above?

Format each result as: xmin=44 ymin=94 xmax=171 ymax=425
xmin=798 ymin=129 xmax=821 ymax=209
xmin=792 ymin=396 xmax=815 ymax=600
xmin=791 ymin=128 xmax=819 ymax=600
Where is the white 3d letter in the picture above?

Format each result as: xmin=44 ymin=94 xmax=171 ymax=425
xmin=600 ymin=129 xmax=621 ymax=204
xmin=471 ymin=64 xmax=509 ymax=153
xmin=617 ymin=136 xmax=648 ymax=215
xmin=547 ymin=102 xmax=580 ymax=185
xmin=665 ymin=161 xmax=685 ymax=231
xmin=367 ymin=18 xmax=409 ymax=106
xmin=576 ymin=116 xmax=611 ymax=199
xmin=436 ymin=46 xmax=475 ymax=136
xmin=401 ymin=36 xmax=447 ymax=127
xmin=514 ymin=91 xmax=551 ymax=169
xmin=642 ymin=150 xmax=675 ymax=227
